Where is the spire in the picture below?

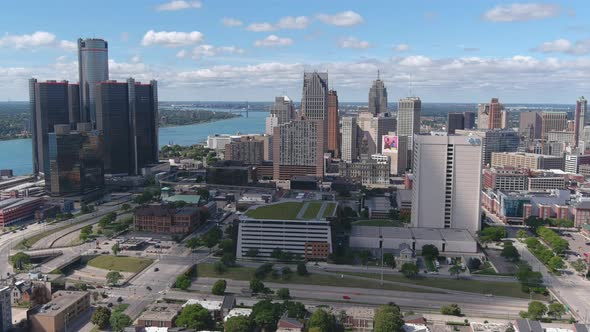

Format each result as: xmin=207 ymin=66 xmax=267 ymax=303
xmin=377 ymin=69 xmax=380 ymax=80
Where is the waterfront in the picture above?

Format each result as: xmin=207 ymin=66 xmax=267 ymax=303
xmin=0 ymin=110 xmax=266 ymax=176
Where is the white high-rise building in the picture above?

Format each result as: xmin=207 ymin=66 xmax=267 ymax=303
xmin=397 ymin=97 xmax=421 ymax=168
xmin=78 ymin=38 xmax=109 ymax=124
xmin=411 ymin=134 xmax=483 ymax=235
xmin=341 ymin=116 xmax=358 ymax=162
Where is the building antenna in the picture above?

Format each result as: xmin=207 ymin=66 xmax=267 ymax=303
xmin=409 ymin=73 xmax=413 ymax=97
xmin=377 ymin=69 xmax=380 ymax=80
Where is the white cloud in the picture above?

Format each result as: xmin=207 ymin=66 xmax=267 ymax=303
xmin=141 ymin=30 xmax=204 ymax=47
xmin=131 ymin=55 xmax=142 ymax=63
xmin=246 ymin=22 xmax=275 ymax=32
xmin=156 ymin=0 xmax=201 ymax=11
xmin=317 ymin=11 xmax=364 ymax=27
xmin=533 ymin=38 xmax=590 ymax=55
xmin=393 ymin=44 xmax=410 ymax=52
xmin=177 ymin=44 xmax=245 ymax=59
xmin=0 ymin=31 xmax=76 ymax=51
xmin=221 ymin=17 xmax=243 ymax=27
xmin=399 ymin=55 xmax=432 ymax=67
xmin=276 ymin=16 xmax=310 ymax=29
xmin=339 ymin=37 xmax=370 ymax=49
xmin=254 ymin=35 xmax=293 ymax=47
xmin=482 ymin=3 xmax=561 ymax=22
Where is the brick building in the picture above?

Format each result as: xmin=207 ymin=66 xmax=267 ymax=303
xmin=134 ymin=204 xmax=200 ymax=235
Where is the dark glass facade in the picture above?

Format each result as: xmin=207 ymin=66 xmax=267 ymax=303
xmin=129 ymin=79 xmax=158 ymax=174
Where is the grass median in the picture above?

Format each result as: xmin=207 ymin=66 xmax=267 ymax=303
xmin=87 ymin=255 xmax=153 ymax=273
xmin=196 ymin=263 xmax=438 ymax=294
xmin=14 ymin=224 xmax=73 ymax=250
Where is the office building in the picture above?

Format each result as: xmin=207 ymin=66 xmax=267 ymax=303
xmin=339 ymin=154 xmax=390 ymax=187
xmin=340 ymin=117 xmax=358 ymax=162
xmin=134 ymin=204 xmax=200 ymax=235
xmin=128 ymin=78 xmax=159 ymax=175
xmin=224 ymin=137 xmax=264 ymax=165
xmin=95 ymin=81 xmax=131 ymax=175
xmin=477 ymin=103 xmax=489 ymax=129
xmin=477 ymin=98 xmax=503 ymax=129
xmin=519 ymin=111 xmax=542 ymax=140
xmin=206 ymin=162 xmax=256 ymax=185
xmin=301 ymin=72 xmax=328 ymax=121
xmin=29 ymin=79 xmax=73 ymax=175
xmin=482 ymin=189 xmax=570 ymax=225
xmin=30 ymin=291 xmax=90 ymax=332
xmin=491 ymin=152 xmax=565 ymax=170
xmin=541 ymin=112 xmax=567 ymax=140
xmin=266 ymin=96 xmax=294 ymax=135
xmin=67 ymin=84 xmax=80 ymax=126
xmin=265 ymin=115 xmax=279 ymax=135
xmin=0 ymin=286 xmax=11 ymax=332
xmin=368 ymin=72 xmax=388 ymax=115
xmin=501 ymin=110 xmax=509 ymax=129
xmin=357 ymin=112 xmax=396 ymax=156
xmin=0 ymin=197 xmax=43 ymax=228
xmin=565 ymin=153 xmax=590 ymax=173
xmin=447 ymin=113 xmax=464 ymax=134
xmin=455 ymin=129 xmax=520 ymax=166
xmin=327 ymin=90 xmax=340 ymax=157
xmin=237 ymin=201 xmax=336 ymax=260
xmin=397 ymin=97 xmax=421 ymax=146
xmin=547 ymin=131 xmax=575 ymax=147
xmin=575 ymin=97 xmax=588 ymax=148
xmin=483 ymin=167 xmax=528 ymax=192
xmin=463 ymin=111 xmax=475 ymax=129
xmin=273 ymin=119 xmax=324 ymax=180
xmin=528 ymin=172 xmax=566 ymax=191
xmin=411 ymin=135 xmax=483 ymax=234
xmin=78 ymin=38 xmax=109 ymax=123
xmin=47 ymin=124 xmax=104 ymax=196
xmin=382 ymin=134 xmax=408 ymax=175
xmin=137 ymin=303 xmax=182 ymax=329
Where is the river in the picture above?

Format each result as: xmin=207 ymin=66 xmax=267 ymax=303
xmin=0 ymin=110 xmax=267 ymax=176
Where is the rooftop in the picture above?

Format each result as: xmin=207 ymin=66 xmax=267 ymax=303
xmin=244 ymin=200 xmax=337 ymax=220
xmin=34 ymin=291 xmax=88 ymax=317
xmin=183 ymin=299 xmax=223 ymax=311
xmin=138 ymin=303 xmax=182 ymax=322
xmin=351 ymin=226 xmax=476 ymax=243
xmin=224 ymin=308 xmax=252 ymax=322
xmin=164 ymin=194 xmax=201 ymax=204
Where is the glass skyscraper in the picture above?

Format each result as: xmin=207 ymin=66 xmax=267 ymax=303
xmin=78 ymin=38 xmax=109 ymax=124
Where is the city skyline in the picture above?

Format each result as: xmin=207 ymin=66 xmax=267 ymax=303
xmin=0 ymin=1 xmax=589 ymax=103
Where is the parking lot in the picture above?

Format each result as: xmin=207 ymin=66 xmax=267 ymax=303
xmin=561 ymin=231 xmax=590 ymax=262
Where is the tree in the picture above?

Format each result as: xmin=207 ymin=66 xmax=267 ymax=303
xmin=10 ymin=252 xmax=31 ymax=270
xmin=421 ymin=244 xmax=439 ymax=260
xmin=186 ymin=237 xmax=201 ymax=250
xmin=449 ymin=265 xmax=461 ymax=279
xmin=202 ymin=227 xmax=222 ymax=252
xmin=516 ymin=229 xmax=529 ymax=239
xmin=527 ymin=301 xmax=548 ymax=320
xmin=501 ymin=244 xmax=520 ymax=262
xmin=220 ymin=239 xmax=234 ymax=253
xmin=358 ymin=250 xmax=372 ymax=266
xmin=121 ymin=203 xmax=130 ymax=211
xmin=224 ymin=316 xmax=252 ymax=332
xmin=479 ymin=227 xmax=508 ymax=243
xmin=400 ymin=263 xmax=419 ymax=278
xmin=283 ymin=301 xmax=307 ymax=319
xmin=106 ymin=271 xmax=123 ymax=286
xmin=30 ymin=285 xmax=51 ymax=306
xmin=276 ymin=288 xmax=291 ymax=300
xmin=440 ymin=303 xmax=462 ymax=316
xmin=176 ymin=304 xmax=214 ymax=330
xmin=250 ymin=279 xmax=265 ymax=293
xmin=212 ymin=280 xmax=227 ymax=295
xmin=111 ymin=243 xmax=121 ymax=256
xmin=246 ymin=248 xmax=259 ymax=257
xmin=91 ymin=306 xmax=111 ymax=329
xmin=175 ymin=274 xmax=191 ymax=290
xmin=109 ymin=311 xmax=132 ymax=332
xmin=250 ymin=300 xmax=283 ymax=331
xmin=309 ymin=309 xmax=338 ymax=332
xmin=571 ymin=259 xmax=587 ymax=274
xmin=373 ymin=303 xmax=404 ymax=332
xmin=383 ymin=253 xmax=396 ymax=269
xmin=296 ymin=262 xmax=308 ymax=276
xmin=548 ymin=256 xmax=564 ymax=271
xmin=548 ymin=303 xmax=565 ymax=319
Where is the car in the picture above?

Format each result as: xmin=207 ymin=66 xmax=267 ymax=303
xmin=146 ymin=286 xmax=152 ymax=291
xmin=342 ymin=295 xmax=351 ymax=300
xmin=154 ymin=267 xmax=159 ymax=272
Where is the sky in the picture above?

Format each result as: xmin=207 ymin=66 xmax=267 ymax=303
xmin=1 ymin=0 xmax=590 ymax=103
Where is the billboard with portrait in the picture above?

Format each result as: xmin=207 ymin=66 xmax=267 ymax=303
xmin=382 ymin=135 xmax=398 ymax=153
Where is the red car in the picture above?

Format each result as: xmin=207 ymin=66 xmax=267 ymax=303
xmin=342 ymin=295 xmax=351 ymax=300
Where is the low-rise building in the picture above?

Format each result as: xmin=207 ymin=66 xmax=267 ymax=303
xmin=482 ymin=189 xmax=571 ymax=224
xmin=134 ymin=204 xmax=200 ymax=235
xmin=339 ymin=154 xmax=390 ymax=188
xmin=276 ymin=316 xmax=304 ymax=332
xmin=365 ymin=196 xmax=391 ymax=219
xmin=333 ymin=306 xmax=375 ymax=332
xmin=491 ymin=152 xmax=564 ymax=171
xmin=396 ymin=189 xmax=412 ymax=215
xmin=0 ymin=197 xmax=43 ymax=228
xmin=237 ymin=201 xmax=335 ymax=260
xmin=183 ymin=298 xmax=223 ymax=320
xmin=29 ymin=291 xmax=90 ymax=332
xmin=513 ymin=319 xmax=543 ymax=332
xmin=137 ymin=303 xmax=182 ymax=329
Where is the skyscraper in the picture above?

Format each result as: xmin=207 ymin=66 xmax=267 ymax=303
xmin=575 ymin=97 xmax=587 ymax=148
xmin=447 ymin=113 xmax=464 ymax=134
xmin=270 ymin=96 xmax=294 ymax=125
xmin=301 ymin=72 xmax=328 ymax=121
xmin=455 ymin=129 xmax=520 ymax=166
xmin=357 ymin=112 xmax=396 ymax=155
xmin=411 ymin=134 xmax=483 ymax=234
xmin=463 ymin=112 xmax=475 ymax=129
xmin=397 ymin=97 xmax=421 ymax=168
xmin=68 ymin=84 xmax=80 ymax=126
xmin=477 ymin=103 xmax=489 ymax=129
xmin=541 ymin=112 xmax=567 ymax=140
xmin=501 ymin=109 xmax=509 ymax=129
xmin=78 ymin=38 xmax=109 ymax=123
xmin=488 ymin=98 xmax=503 ymax=129
xmin=519 ymin=111 xmax=542 ymax=140
xmin=272 ymin=119 xmax=324 ymax=180
xmin=29 ymin=79 xmax=72 ymax=175
xmin=368 ymin=72 xmax=387 ymax=115
xmin=340 ymin=117 xmax=358 ymax=162
xmin=327 ymin=90 xmax=340 ymax=157
xmin=128 ymin=78 xmax=159 ymax=174
xmin=96 ymin=81 xmax=131 ymax=175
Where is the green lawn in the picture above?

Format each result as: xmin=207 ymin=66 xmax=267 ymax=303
xmin=245 ymin=202 xmax=303 ymax=220
xmin=302 ymin=202 xmax=323 ymax=219
xmin=14 ymin=224 xmax=73 ymax=249
xmin=113 ymin=303 xmax=129 ymax=313
xmin=197 ymin=264 xmax=438 ymax=294
xmin=87 ymin=256 xmax=153 ymax=273
xmin=352 ymin=219 xmax=404 ymax=227
xmin=342 ymin=271 xmax=544 ymax=300
xmin=322 ymin=203 xmax=336 ymax=218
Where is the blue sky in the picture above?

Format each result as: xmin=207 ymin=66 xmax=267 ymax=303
xmin=1 ymin=1 xmax=590 ymax=103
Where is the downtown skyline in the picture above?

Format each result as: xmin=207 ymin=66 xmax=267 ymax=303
xmin=1 ymin=1 xmax=590 ymax=103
